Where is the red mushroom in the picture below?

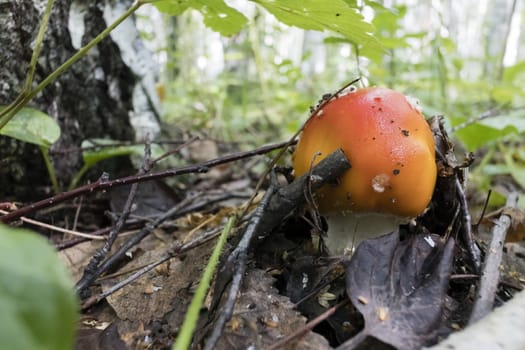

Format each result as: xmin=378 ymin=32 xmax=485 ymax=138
xmin=292 ymin=87 xmax=437 ymax=254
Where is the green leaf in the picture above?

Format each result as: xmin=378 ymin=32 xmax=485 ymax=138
xmin=0 ymin=225 xmax=78 ymax=350
xmin=491 ymin=84 xmax=525 ymax=104
xmin=453 ymin=122 xmax=515 ymax=151
xmin=378 ymin=36 xmax=410 ymax=49
xmin=502 ymin=60 xmax=525 ymax=84
xmin=153 ymin=0 xmax=248 ymax=36
xmin=192 ymin=0 xmax=248 ymax=36
xmin=81 ymin=139 xmax=164 ymax=166
xmin=251 ymin=0 xmax=381 ymax=51
xmin=152 ymin=0 xmax=190 ymax=15
xmin=504 ymin=152 xmax=525 ymax=190
xmin=478 ymin=113 xmax=525 ymax=133
xmin=372 ymin=4 xmax=406 ymax=33
xmin=479 ymin=163 xmax=510 ymax=176
xmin=0 ymin=106 xmax=60 ymax=148
xmin=452 ymin=111 xmax=525 ymax=150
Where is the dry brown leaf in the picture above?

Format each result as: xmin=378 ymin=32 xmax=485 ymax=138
xmin=481 ymin=207 xmax=525 ymax=242
xmin=59 ymin=240 xmax=104 ymax=281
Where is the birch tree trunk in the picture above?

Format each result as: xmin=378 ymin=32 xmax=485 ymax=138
xmin=483 ymin=0 xmax=517 ymax=80
xmin=0 ymin=0 xmax=160 ymax=200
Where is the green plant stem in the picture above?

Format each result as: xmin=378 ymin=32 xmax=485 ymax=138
xmin=40 ymin=146 xmax=60 ymax=194
xmin=0 ymin=93 xmax=27 ymax=118
xmin=0 ymin=0 xmax=143 ymax=130
xmin=477 ymin=146 xmax=496 ymax=170
xmin=68 ymin=164 xmax=91 ymax=191
xmin=25 ymin=0 xmax=56 ymax=93
xmin=247 ymin=13 xmax=278 ymax=132
xmin=1 ymin=0 xmax=54 ymax=119
xmin=172 ymin=217 xmax=236 ymax=350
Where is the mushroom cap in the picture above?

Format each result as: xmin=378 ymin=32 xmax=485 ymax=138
xmin=292 ymin=87 xmax=437 ymax=217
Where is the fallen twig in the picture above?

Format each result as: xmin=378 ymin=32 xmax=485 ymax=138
xmin=292 ymin=270 xmax=346 ymax=308
xmin=81 ymin=224 xmax=226 ymax=310
xmin=76 ymin=192 xmax=234 ymax=296
xmin=267 ymin=300 xmax=349 ymax=350
xmin=455 ymin=176 xmax=482 ymax=271
xmin=0 ymin=210 xmax=106 ymax=240
xmin=0 ymin=140 xmax=294 ymax=223
xmin=76 ymin=142 xmax=152 ymax=296
xmin=469 ymin=192 xmax=518 ymax=324
xmin=252 ymin=149 xmax=351 ymax=243
xmin=55 ymin=225 xmax=134 ymax=250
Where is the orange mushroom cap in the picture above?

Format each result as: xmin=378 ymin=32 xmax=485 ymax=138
xmin=293 ymin=87 xmax=437 ymax=218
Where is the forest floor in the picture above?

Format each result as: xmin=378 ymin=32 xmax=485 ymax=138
xmin=4 ymin=130 xmax=525 ymax=350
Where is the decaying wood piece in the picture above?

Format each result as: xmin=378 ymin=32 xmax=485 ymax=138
xmin=257 ymin=148 xmax=351 ymax=241
xmin=469 ymin=192 xmax=518 ymax=324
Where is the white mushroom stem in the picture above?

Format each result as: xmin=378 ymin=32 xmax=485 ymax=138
xmin=323 ymin=212 xmax=409 ymax=255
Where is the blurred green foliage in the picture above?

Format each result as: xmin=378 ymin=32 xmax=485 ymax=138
xmin=150 ymin=0 xmax=525 ymax=208
xmin=0 ymin=224 xmax=78 ymax=350
xmin=156 ymin=0 xmax=379 ymax=143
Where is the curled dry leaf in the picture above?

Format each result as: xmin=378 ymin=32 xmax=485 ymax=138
xmin=340 ymin=231 xmax=455 ymax=350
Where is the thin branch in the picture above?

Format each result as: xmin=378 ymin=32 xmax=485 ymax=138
xmin=55 ymin=225 xmax=140 ymax=250
xmin=74 ymin=194 xmax=189 ymax=293
xmin=0 ymin=210 xmax=106 ymax=240
xmin=1 ymin=140 xmax=293 ymax=223
xmin=76 ymin=143 xmax=152 ymax=294
xmin=76 ymin=192 xmax=234 ymax=295
xmin=81 ymin=224 xmax=225 ymax=310
xmin=72 ymin=196 xmax=83 ymax=231
xmin=267 ymin=300 xmax=349 ymax=350
xmin=475 ymin=189 xmax=492 ymax=227
xmin=450 ymin=106 xmax=525 ymax=133
xmin=469 ymin=192 xmax=518 ymax=324
xmin=455 ymin=176 xmax=482 ymax=271
xmin=150 ymin=136 xmax=199 ymax=166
